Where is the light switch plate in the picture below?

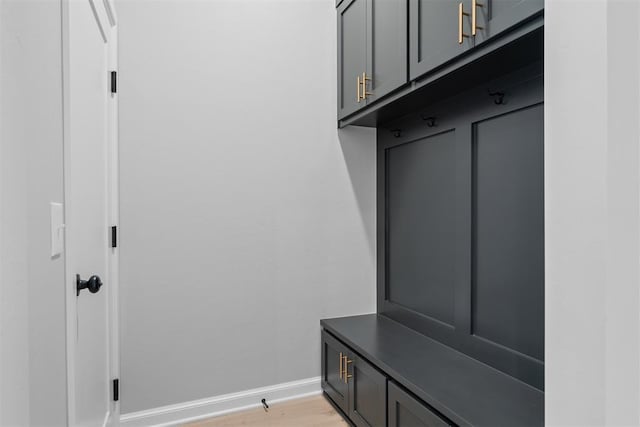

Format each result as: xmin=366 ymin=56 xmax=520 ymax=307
xmin=50 ymin=202 xmax=64 ymax=258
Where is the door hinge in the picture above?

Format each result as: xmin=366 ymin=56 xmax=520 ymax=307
xmin=111 ymin=226 xmax=117 ymax=248
xmin=113 ymin=378 xmax=119 ymax=402
xmin=110 ymin=71 xmax=117 ymax=94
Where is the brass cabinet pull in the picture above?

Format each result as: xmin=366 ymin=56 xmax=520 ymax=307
xmin=472 ymin=0 xmax=484 ymax=36
xmin=344 ymin=357 xmax=353 ymax=383
xmin=362 ymin=72 xmax=372 ymax=100
xmin=339 ymin=352 xmax=343 ymax=379
xmin=458 ymin=3 xmax=470 ymax=44
xmin=341 ymin=354 xmax=346 ymax=382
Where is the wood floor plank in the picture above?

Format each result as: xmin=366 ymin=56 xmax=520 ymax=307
xmin=186 ymin=395 xmax=349 ymax=427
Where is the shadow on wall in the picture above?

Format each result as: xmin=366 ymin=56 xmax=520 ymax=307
xmin=338 ymin=126 xmax=376 ymax=259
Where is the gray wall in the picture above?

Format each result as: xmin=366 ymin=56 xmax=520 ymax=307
xmin=604 ymin=1 xmax=640 ymax=423
xmin=0 ymin=1 xmax=67 ymax=425
xmin=117 ymin=0 xmax=376 ymax=414
xmin=0 ymin=1 xmax=30 ymax=423
xmin=545 ymin=0 xmax=640 ymax=424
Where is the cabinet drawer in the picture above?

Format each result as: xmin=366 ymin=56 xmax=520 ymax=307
xmin=388 ymin=382 xmax=453 ymax=427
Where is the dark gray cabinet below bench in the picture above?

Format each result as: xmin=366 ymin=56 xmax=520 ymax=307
xmin=322 ymin=330 xmax=387 ymax=427
xmin=321 ymin=314 xmax=544 ymax=427
xmin=389 ymin=382 xmax=451 ymax=427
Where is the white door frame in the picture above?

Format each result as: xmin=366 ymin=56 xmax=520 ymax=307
xmin=62 ymin=0 xmax=119 ymax=425
xmin=106 ymin=1 xmax=120 ymax=424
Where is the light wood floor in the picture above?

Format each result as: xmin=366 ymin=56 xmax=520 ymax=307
xmin=185 ymin=395 xmax=348 ymax=427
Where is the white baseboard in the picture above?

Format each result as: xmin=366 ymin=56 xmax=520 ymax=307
xmin=119 ymin=376 xmax=322 ymax=427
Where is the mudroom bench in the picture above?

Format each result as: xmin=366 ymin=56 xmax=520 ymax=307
xmin=321 ymin=314 xmax=543 ymax=427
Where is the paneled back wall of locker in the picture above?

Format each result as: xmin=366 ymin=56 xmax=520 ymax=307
xmin=377 ymin=63 xmax=545 ymax=390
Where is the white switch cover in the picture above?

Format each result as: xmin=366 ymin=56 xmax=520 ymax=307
xmin=50 ymin=202 xmax=64 ymax=258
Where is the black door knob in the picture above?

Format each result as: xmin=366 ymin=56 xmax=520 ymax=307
xmin=76 ymin=274 xmax=103 ymax=296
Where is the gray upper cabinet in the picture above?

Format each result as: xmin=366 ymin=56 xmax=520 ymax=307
xmin=337 ymin=0 xmax=543 ymax=122
xmin=367 ymin=0 xmax=408 ymax=105
xmin=338 ymin=0 xmax=367 ymax=119
xmin=338 ymin=0 xmax=408 ymax=119
xmin=409 ymin=0 xmax=473 ymax=80
xmin=407 ymin=0 xmax=543 ymax=83
xmin=473 ymin=0 xmax=544 ymax=45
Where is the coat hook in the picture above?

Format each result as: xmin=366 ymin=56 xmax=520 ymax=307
xmin=489 ymin=91 xmax=505 ymax=105
xmin=391 ymin=129 xmax=402 ymax=138
xmin=420 ymin=114 xmax=437 ymax=128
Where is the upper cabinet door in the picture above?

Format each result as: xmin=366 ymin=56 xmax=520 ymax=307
xmin=366 ymin=0 xmax=408 ymax=103
xmin=409 ymin=0 xmax=473 ymax=81
xmin=338 ymin=0 xmax=367 ymax=119
xmin=470 ymin=0 xmax=543 ymax=45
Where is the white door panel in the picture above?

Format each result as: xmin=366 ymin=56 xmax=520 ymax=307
xmin=64 ymin=0 xmax=116 ymax=425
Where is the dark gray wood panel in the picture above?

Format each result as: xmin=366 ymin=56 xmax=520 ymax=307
xmin=387 ymin=131 xmax=457 ymax=327
xmin=368 ymin=0 xmax=408 ymax=102
xmin=322 ymin=315 xmax=544 ymax=427
xmin=472 ymin=103 xmax=544 ymax=361
xmin=396 ymin=404 xmax=425 ymax=427
xmin=409 ymin=0 xmax=473 ymax=81
xmin=468 ymin=0 xmax=543 ymax=46
xmin=321 ymin=330 xmax=350 ymax=414
xmin=338 ymin=0 xmax=367 ymax=119
xmin=348 ymin=353 xmax=387 ymax=427
xmin=378 ymin=68 xmax=544 ymax=389
xmin=389 ymin=382 xmax=451 ymax=427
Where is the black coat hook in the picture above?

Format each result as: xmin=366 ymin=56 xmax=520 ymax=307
xmin=489 ymin=91 xmax=505 ymax=105
xmin=420 ymin=115 xmax=437 ymax=127
xmin=391 ymin=129 xmax=402 ymax=138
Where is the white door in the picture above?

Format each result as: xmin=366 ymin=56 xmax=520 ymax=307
xmin=63 ymin=0 xmax=117 ymax=426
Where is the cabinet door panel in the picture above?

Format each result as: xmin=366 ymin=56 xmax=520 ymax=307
xmin=471 ymin=103 xmax=544 ymax=361
xmin=321 ymin=331 xmax=350 ymax=413
xmin=338 ymin=0 xmax=367 ymax=119
xmin=348 ymin=354 xmax=387 ymax=427
xmin=473 ymin=0 xmax=543 ymax=45
xmin=388 ymin=382 xmax=452 ymax=427
xmin=409 ymin=0 xmax=472 ymax=81
xmin=387 ymin=130 xmax=457 ymax=327
xmin=368 ymin=0 xmax=408 ymax=102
